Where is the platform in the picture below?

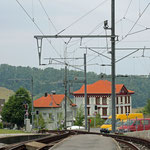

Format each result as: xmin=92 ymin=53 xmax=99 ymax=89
xmin=50 ymin=134 xmax=119 ymax=150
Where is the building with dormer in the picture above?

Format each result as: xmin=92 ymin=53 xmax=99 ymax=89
xmin=73 ymin=80 xmax=134 ymax=119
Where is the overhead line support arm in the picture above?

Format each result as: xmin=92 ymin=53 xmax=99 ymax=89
xmin=34 ymin=35 xmax=117 ymax=39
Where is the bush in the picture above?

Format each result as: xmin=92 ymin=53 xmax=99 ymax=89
xmin=0 ymin=122 xmax=3 ymax=129
xmin=89 ymin=114 xmax=104 ymax=128
xmin=74 ymin=105 xmax=84 ymax=126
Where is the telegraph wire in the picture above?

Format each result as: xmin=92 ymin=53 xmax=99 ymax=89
xmin=67 ymin=21 xmax=104 ymax=49
xmin=56 ymin=0 xmax=109 ymax=35
xmin=32 ymin=0 xmax=34 ymax=21
xmin=16 ymin=0 xmax=43 ymax=34
xmin=124 ymin=17 xmax=147 ymax=28
xmin=123 ymin=0 xmax=133 ymax=18
xmin=16 ymin=0 xmax=62 ymax=58
xmin=139 ymin=0 xmax=141 ymax=17
xmin=116 ymin=3 xmax=150 ymax=45
xmin=124 ymin=3 xmax=150 ymax=39
xmin=128 ymin=28 xmax=150 ymax=36
xmin=38 ymin=0 xmax=58 ymax=33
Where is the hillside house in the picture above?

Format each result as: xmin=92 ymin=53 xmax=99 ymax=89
xmin=73 ymin=80 xmax=134 ymax=119
xmin=33 ymin=93 xmax=76 ymax=130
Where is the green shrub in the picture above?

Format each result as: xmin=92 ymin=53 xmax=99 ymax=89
xmin=0 ymin=122 xmax=3 ymax=129
xmin=89 ymin=114 xmax=104 ymax=127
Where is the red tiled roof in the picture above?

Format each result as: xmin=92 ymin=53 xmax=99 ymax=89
xmin=34 ymin=94 xmax=65 ymax=108
xmin=73 ymin=80 xmax=134 ymax=95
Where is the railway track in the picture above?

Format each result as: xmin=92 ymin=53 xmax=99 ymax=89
xmin=116 ymin=138 xmax=141 ymax=150
xmin=0 ymin=130 xmax=150 ymax=150
xmin=103 ymin=133 xmax=150 ymax=150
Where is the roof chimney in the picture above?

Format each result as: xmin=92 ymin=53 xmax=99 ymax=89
xmin=51 ymin=90 xmax=56 ymax=95
xmin=45 ymin=93 xmax=48 ymax=97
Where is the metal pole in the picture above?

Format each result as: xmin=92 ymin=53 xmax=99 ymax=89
xmin=31 ymin=76 xmax=34 ymax=128
xmin=127 ymin=114 xmax=128 ymax=132
xmin=111 ymin=0 xmax=116 ymax=133
xmin=143 ymin=115 xmax=145 ymax=130
xmin=136 ymin=117 xmax=137 ymax=131
xmin=34 ymin=35 xmax=115 ymax=39
xmin=84 ymin=53 xmax=87 ymax=130
xmin=64 ymin=65 xmax=67 ymax=129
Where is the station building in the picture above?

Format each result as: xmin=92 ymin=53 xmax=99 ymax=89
xmin=73 ymin=80 xmax=134 ymax=119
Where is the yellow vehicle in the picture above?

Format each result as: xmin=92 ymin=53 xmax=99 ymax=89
xmin=107 ymin=120 xmax=127 ymax=132
xmin=100 ymin=113 xmax=143 ymax=133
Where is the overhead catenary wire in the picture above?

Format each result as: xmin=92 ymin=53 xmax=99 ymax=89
xmin=128 ymin=28 xmax=150 ymax=36
xmin=56 ymin=0 xmax=109 ymax=35
xmin=121 ymin=3 xmax=150 ymax=42
xmin=124 ymin=17 xmax=147 ymax=29
xmin=45 ymin=58 xmax=84 ymax=71
xmin=116 ymin=3 xmax=150 ymax=44
xmin=38 ymin=0 xmax=58 ymax=33
xmin=32 ymin=0 xmax=34 ymax=21
xmin=16 ymin=0 xmax=62 ymax=58
xmin=67 ymin=21 xmax=104 ymax=49
xmin=123 ymin=0 xmax=133 ymax=18
xmin=139 ymin=0 xmax=141 ymax=17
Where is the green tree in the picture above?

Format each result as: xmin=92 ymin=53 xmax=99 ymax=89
xmin=89 ymin=114 xmax=105 ymax=127
xmin=1 ymin=87 xmax=31 ymax=128
xmin=34 ymin=113 xmax=46 ymax=129
xmin=74 ymin=105 xmax=84 ymax=126
xmin=57 ymin=112 xmax=64 ymax=130
xmin=142 ymin=99 xmax=150 ymax=115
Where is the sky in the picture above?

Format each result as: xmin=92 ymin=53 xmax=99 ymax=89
xmin=1 ymin=0 xmax=150 ymax=75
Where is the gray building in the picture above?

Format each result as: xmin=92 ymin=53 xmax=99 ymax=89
xmin=34 ymin=93 xmax=76 ymax=130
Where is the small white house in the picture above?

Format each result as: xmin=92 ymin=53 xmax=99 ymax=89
xmin=34 ymin=93 xmax=76 ymax=130
xmin=73 ymin=80 xmax=134 ymax=119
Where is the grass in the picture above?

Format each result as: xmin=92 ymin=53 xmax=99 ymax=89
xmin=132 ymin=107 xmax=143 ymax=113
xmin=0 ymin=129 xmax=26 ymax=134
xmin=0 ymin=87 xmax=14 ymax=102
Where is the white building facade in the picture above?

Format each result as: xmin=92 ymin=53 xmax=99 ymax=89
xmin=73 ymin=80 xmax=134 ymax=119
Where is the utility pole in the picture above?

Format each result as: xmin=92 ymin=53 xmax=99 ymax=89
xmin=31 ymin=76 xmax=34 ymax=128
xmin=64 ymin=64 xmax=67 ymax=129
xmin=84 ymin=53 xmax=87 ymax=130
xmin=111 ymin=0 xmax=116 ymax=133
xmin=34 ymin=17 xmax=118 ymax=132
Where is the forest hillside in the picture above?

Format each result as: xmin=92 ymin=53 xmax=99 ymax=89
xmin=0 ymin=64 xmax=150 ymax=108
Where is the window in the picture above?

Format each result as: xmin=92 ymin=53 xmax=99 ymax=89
xmin=102 ymin=108 xmax=107 ymax=116
xmin=96 ymin=97 xmax=100 ymax=105
xmin=142 ymin=120 xmax=149 ymax=125
xmin=125 ymin=96 xmax=127 ymax=104
xmin=121 ymin=106 xmax=123 ymax=114
xmin=98 ymin=107 xmax=101 ymax=114
xmin=116 ymin=107 xmax=119 ymax=114
xmin=43 ymin=113 xmax=47 ymax=116
xmin=125 ymin=106 xmax=127 ymax=113
xmin=128 ymin=106 xmax=130 ymax=113
xmin=49 ymin=113 xmax=52 ymax=118
xmin=120 ymin=97 xmax=123 ymax=103
xmin=87 ymin=107 xmax=90 ymax=116
xmin=116 ymin=97 xmax=118 ymax=104
xmin=135 ymin=120 xmax=140 ymax=125
xmin=128 ymin=96 xmax=130 ymax=103
xmin=42 ymin=113 xmax=47 ymax=119
xmin=87 ymin=97 xmax=90 ymax=105
xmin=102 ymin=97 xmax=107 ymax=105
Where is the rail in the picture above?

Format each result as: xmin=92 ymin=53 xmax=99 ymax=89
xmin=0 ymin=130 xmax=150 ymax=150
